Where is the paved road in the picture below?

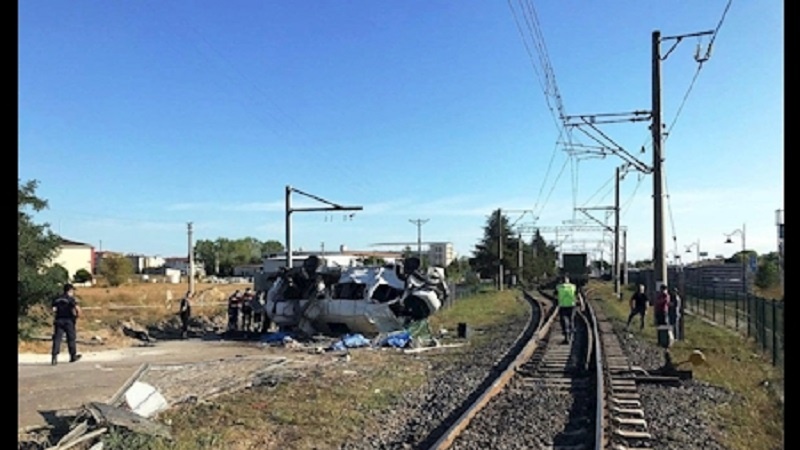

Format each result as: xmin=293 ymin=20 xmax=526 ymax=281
xmin=18 ymin=338 xmax=271 ymax=431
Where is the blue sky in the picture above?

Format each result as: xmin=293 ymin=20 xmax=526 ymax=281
xmin=19 ymin=1 xmax=782 ymax=264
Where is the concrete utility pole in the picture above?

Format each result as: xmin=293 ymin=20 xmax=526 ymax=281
xmin=187 ymin=222 xmax=195 ymax=295
xmin=652 ymin=28 xmax=713 ymax=294
xmin=518 ymin=232 xmax=523 ymax=287
xmin=652 ymin=30 xmax=667 ymax=295
xmin=409 ymin=219 xmax=430 ymax=262
xmin=614 ymin=165 xmax=621 ymax=296
xmin=622 ymin=229 xmax=628 ymax=285
xmin=498 ymin=208 xmax=504 ymax=291
xmin=776 ymin=209 xmax=784 ymax=294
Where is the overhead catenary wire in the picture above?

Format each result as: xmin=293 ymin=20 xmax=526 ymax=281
xmin=664 ymin=0 xmax=732 ymax=142
xmin=507 ymin=0 xmax=580 ymax=221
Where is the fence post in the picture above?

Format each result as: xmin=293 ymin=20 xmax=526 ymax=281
xmin=722 ymin=289 xmax=727 ymax=327
xmin=772 ymin=300 xmax=777 ymax=366
xmin=703 ymin=287 xmax=707 ymax=317
xmin=761 ymin=298 xmax=767 ymax=353
xmin=713 ymin=289 xmax=718 ymax=323
xmin=746 ymin=292 xmax=751 ymax=338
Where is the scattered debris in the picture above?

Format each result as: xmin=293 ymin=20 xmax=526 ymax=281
xmin=124 ymin=381 xmax=168 ymax=418
xmin=376 ymin=331 xmax=412 ymax=348
xmin=328 ymin=333 xmax=371 ymax=351
xmin=403 ymin=343 xmax=469 ymax=354
xmin=85 ymin=402 xmax=171 ymax=440
xmin=120 ymin=320 xmax=153 ymax=343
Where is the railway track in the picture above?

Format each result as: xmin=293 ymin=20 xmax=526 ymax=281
xmin=424 ymin=288 xmax=656 ymax=450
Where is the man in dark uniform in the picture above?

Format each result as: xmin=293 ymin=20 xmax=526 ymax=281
xmin=51 ymin=283 xmax=82 ymax=365
xmin=626 ymin=284 xmax=649 ymax=330
xmin=241 ymin=288 xmax=254 ymax=332
xmin=179 ymin=290 xmax=192 ymax=339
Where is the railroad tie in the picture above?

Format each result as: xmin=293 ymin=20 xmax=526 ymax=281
xmin=613 ymin=429 xmax=653 ymax=440
xmin=611 ymin=398 xmax=642 ymax=407
xmin=613 ymin=445 xmax=655 ymax=450
xmin=610 ymin=392 xmax=641 ymax=399
xmin=612 ymin=416 xmax=649 ymax=427
xmin=610 ymin=406 xmax=645 ymax=417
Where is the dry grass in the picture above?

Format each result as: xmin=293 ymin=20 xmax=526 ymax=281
xmin=590 ymin=280 xmax=784 ymax=450
xmin=18 ymin=282 xmax=251 ymax=353
xmin=753 ymin=284 xmax=783 ymax=301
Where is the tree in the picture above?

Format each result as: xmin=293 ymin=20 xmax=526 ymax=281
xmin=195 ymin=237 xmax=285 ymax=276
xmin=261 ymin=240 xmax=284 ymax=257
xmin=100 ymin=254 xmax=134 ymax=287
xmin=524 ymin=230 xmax=557 ymax=283
xmin=469 ymin=209 xmax=518 ymax=282
xmin=18 ymin=179 xmax=67 ymax=317
xmin=73 ymin=269 xmax=93 ymax=284
xmin=362 ymin=256 xmax=386 ymax=266
xmin=755 ymin=260 xmax=780 ymax=289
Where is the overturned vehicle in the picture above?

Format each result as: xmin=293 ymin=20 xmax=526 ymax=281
xmin=264 ymin=255 xmax=449 ymax=336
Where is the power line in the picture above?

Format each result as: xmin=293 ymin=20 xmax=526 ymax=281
xmin=620 ymin=172 xmax=645 ymax=219
xmin=585 ymin=173 xmax=617 ymax=208
xmin=663 ymin=165 xmax=678 ymax=252
xmin=664 ymin=0 xmax=732 ymax=142
xmin=538 ymin=154 xmax=572 ymax=218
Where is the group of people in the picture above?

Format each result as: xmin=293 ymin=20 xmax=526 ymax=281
xmin=552 ymin=276 xmax=683 ymax=345
xmin=48 ymin=283 xmax=275 ymax=367
xmin=625 ymin=282 xmax=682 ymax=340
xmin=227 ymin=288 xmax=269 ymax=333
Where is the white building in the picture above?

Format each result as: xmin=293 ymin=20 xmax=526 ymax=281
xmin=428 ymin=242 xmax=455 ymax=267
xmin=233 ymin=264 xmax=263 ymax=277
xmin=51 ymin=239 xmax=95 ymax=279
xmin=164 ymin=257 xmax=206 ymax=277
xmin=126 ymin=254 xmax=166 ymax=274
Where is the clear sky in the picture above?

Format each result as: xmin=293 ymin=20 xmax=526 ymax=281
xmin=19 ymin=0 xmax=783 ymax=265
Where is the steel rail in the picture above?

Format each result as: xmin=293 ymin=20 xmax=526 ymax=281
xmin=427 ymin=291 xmax=556 ymax=450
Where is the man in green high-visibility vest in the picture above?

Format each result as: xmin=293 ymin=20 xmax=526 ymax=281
xmin=555 ymin=275 xmax=583 ymax=343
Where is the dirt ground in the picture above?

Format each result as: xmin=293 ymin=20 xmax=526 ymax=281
xmin=18 ymin=336 xmax=330 ymax=432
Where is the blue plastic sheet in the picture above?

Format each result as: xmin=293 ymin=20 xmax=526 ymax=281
xmin=378 ymin=330 xmax=412 ymax=348
xmin=329 ymin=333 xmax=371 ymax=351
xmin=261 ymin=331 xmax=292 ymax=343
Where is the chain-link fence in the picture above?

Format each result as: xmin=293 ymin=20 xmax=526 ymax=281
xmin=683 ymin=285 xmax=783 ymax=367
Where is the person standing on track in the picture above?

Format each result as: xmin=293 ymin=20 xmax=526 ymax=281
xmin=51 ymin=283 xmax=82 ymax=365
xmin=555 ymin=275 xmax=582 ymax=344
xmin=625 ymin=284 xmax=649 ymax=330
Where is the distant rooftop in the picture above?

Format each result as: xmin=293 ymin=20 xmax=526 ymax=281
xmin=59 ymin=238 xmax=93 ymax=247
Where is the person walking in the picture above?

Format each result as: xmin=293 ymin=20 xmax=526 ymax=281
xmin=555 ymin=275 xmax=582 ymax=343
xmin=654 ymin=284 xmax=670 ymax=326
xmin=625 ymin=284 xmax=649 ymax=330
xmin=179 ymin=290 xmax=192 ymax=339
xmin=51 ymin=283 xmax=82 ymax=365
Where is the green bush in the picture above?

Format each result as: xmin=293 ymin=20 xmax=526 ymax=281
xmin=74 ymin=268 xmax=93 ymax=284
